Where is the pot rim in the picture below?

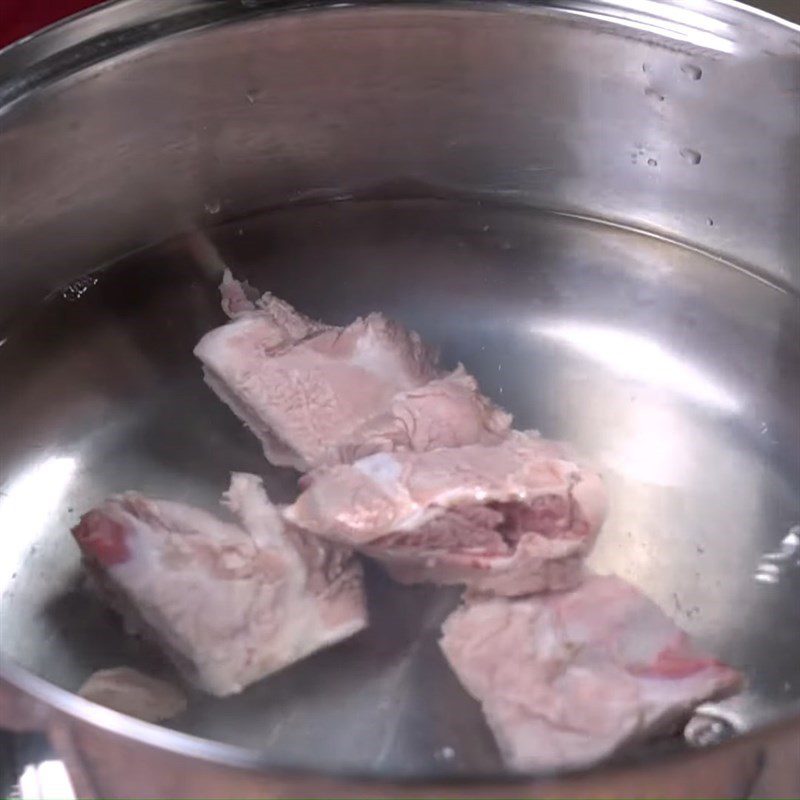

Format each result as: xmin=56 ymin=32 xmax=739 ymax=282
xmin=0 ymin=0 xmax=798 ymax=106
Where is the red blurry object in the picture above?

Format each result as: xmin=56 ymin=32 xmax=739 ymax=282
xmin=0 ymin=0 xmax=101 ymax=49
xmin=72 ymin=509 xmax=132 ymax=567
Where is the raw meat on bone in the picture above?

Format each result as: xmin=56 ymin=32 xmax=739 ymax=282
xmin=195 ymin=271 xmax=511 ymax=470
xmin=439 ymin=574 xmax=743 ymax=772
xmin=284 ymin=430 xmax=607 ymax=596
xmin=219 ymin=269 xmax=261 ymax=318
xmin=218 ymin=268 xmax=328 ymax=341
xmin=334 ymin=365 xmax=511 ymax=464
xmin=71 ymin=473 xmax=367 ymax=696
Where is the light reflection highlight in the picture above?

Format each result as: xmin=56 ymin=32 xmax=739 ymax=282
xmin=537 ymin=321 xmax=740 ymax=413
xmin=561 ymin=0 xmax=735 ymax=53
xmin=755 ymin=525 xmax=800 ymax=585
xmin=603 ymin=401 xmax=688 ymax=487
xmin=18 ymin=759 xmax=76 ymax=800
xmin=0 ymin=456 xmax=77 ymax=592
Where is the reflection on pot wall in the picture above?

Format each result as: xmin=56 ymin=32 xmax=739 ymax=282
xmin=0 ymin=4 xmax=798 ymax=326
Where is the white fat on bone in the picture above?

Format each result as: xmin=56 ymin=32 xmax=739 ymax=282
xmin=285 ymin=431 xmax=607 ymax=596
xmin=71 ymin=473 xmax=367 ymax=696
xmin=439 ymin=574 xmax=743 ymax=772
xmin=195 ymin=271 xmax=511 ymax=471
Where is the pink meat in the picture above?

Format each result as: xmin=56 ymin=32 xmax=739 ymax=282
xmin=336 ymin=365 xmax=512 ymax=463
xmin=194 ymin=272 xmax=511 ymax=470
xmin=219 ymin=269 xmax=261 ymax=318
xmin=284 ymin=431 xmax=607 ymax=596
xmin=71 ymin=473 xmax=367 ymax=696
xmin=439 ymin=575 xmax=743 ymax=772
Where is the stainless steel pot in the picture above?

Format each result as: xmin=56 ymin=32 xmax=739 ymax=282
xmin=0 ymin=1 xmax=798 ymax=797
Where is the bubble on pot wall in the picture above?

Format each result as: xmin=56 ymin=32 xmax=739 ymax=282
xmin=680 ymin=148 xmax=702 ymax=165
xmin=684 ymin=713 xmax=735 ymax=747
xmin=647 ymin=158 xmax=658 ymax=167
xmin=681 ymin=63 xmax=703 ymax=81
xmin=62 ymin=275 xmax=99 ymax=302
xmin=644 ymin=88 xmax=665 ymax=102
xmin=434 ymin=746 xmax=455 ymax=761
xmin=204 ymin=200 xmax=221 ymax=215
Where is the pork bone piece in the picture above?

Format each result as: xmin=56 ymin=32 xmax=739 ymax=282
xmin=71 ymin=473 xmax=367 ymax=696
xmin=195 ymin=270 xmax=511 ymax=470
xmin=285 ymin=431 xmax=607 ymax=596
xmin=440 ymin=574 xmax=743 ymax=772
xmin=78 ymin=667 xmax=187 ymax=722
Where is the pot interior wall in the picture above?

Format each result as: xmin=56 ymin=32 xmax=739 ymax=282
xmin=0 ymin=1 xmax=798 ymax=780
xmin=0 ymin=4 xmax=798 ymax=322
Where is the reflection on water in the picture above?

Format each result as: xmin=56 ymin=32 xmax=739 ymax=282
xmin=0 ymin=456 xmax=77 ymax=592
xmin=0 ymin=198 xmax=795 ymax=768
xmin=602 ymin=401 xmax=689 ymax=488
xmin=755 ymin=525 xmax=800 ymax=585
xmin=18 ymin=759 xmax=75 ymax=800
xmin=536 ymin=321 xmax=740 ymax=412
